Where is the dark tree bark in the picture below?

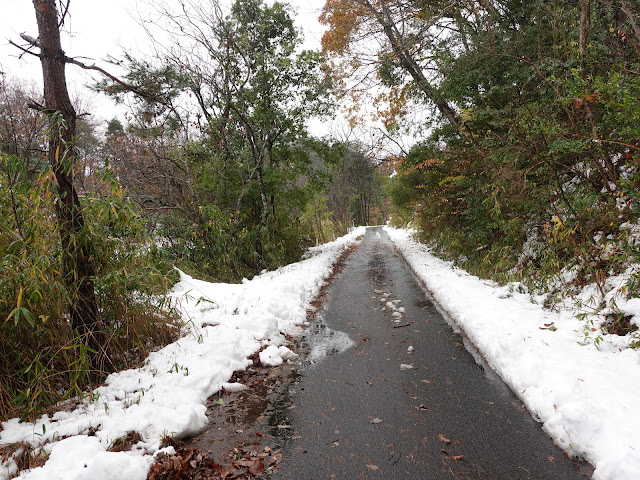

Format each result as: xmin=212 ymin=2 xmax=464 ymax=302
xmin=578 ymin=0 xmax=590 ymax=57
xmin=32 ymin=0 xmax=103 ymax=359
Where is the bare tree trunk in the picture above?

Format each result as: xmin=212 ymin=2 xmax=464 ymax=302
xmin=33 ymin=0 xmax=103 ymax=361
xmin=255 ymin=161 xmax=270 ymax=230
xmin=578 ymin=0 xmax=590 ymax=57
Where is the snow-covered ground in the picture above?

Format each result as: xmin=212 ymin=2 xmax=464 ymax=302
xmin=2 ymin=225 xmax=639 ymax=480
xmin=0 ymin=227 xmax=366 ymax=480
xmin=384 ymin=226 xmax=640 ymax=480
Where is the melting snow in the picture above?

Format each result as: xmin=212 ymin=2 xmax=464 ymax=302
xmin=384 ymin=226 xmax=640 ymax=480
xmin=0 ymin=228 xmax=366 ymax=480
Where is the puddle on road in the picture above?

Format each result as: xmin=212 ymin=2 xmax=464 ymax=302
xmin=304 ymin=315 xmax=355 ymax=364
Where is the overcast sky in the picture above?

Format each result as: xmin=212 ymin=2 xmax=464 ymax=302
xmin=1 ymin=0 xmax=413 ymax=153
xmin=1 ymin=0 xmax=328 ymax=124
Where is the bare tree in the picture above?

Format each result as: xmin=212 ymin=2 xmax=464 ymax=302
xmin=0 ymin=76 xmax=47 ymax=163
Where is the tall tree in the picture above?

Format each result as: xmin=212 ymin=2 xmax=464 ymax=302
xmin=101 ymin=0 xmax=332 ymax=272
xmin=27 ymin=0 xmax=103 ymax=357
xmin=320 ymin=0 xmax=468 ymax=135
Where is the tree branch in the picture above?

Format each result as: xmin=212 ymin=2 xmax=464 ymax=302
xmin=9 ymin=39 xmax=41 ymax=59
xmin=64 ymin=55 xmax=168 ymax=104
xmin=58 ymin=0 xmax=71 ymax=28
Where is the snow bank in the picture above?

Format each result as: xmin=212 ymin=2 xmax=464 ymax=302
xmin=385 ymin=226 xmax=640 ymax=480
xmin=259 ymin=345 xmax=299 ymax=366
xmin=0 ymin=227 xmax=365 ymax=480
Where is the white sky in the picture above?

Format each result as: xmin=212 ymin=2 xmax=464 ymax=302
xmin=0 ymin=0 xmax=328 ymax=124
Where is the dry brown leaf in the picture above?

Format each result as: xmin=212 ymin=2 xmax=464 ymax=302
xmin=248 ymin=459 xmax=265 ymax=476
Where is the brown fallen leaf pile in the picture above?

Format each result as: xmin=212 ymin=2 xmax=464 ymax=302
xmin=147 ymin=438 xmax=281 ymax=480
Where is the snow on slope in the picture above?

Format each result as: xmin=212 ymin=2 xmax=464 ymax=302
xmin=0 ymin=227 xmax=366 ymax=480
xmin=385 ymin=226 xmax=640 ymax=480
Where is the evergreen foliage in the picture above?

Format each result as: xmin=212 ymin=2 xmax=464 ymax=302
xmin=330 ymin=2 xmax=637 ymax=280
xmin=321 ymin=0 xmax=640 ymax=339
xmin=97 ymin=0 xmax=386 ymax=282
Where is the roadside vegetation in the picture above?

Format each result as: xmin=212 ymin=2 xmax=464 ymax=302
xmin=6 ymin=0 xmax=639 ymax=427
xmin=0 ymin=0 xmax=387 ymax=423
xmin=320 ymin=0 xmax=640 ymax=344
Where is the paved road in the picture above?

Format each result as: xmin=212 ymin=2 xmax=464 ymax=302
xmin=266 ymin=227 xmax=591 ymax=479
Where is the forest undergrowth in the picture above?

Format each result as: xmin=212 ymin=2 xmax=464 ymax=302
xmin=0 ymin=154 xmax=182 ymax=423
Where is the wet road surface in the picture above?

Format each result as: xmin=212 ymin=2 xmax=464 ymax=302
xmin=266 ymin=227 xmax=591 ymax=479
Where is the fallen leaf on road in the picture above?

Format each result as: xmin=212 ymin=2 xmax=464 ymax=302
xmin=247 ymin=459 xmax=265 ymax=475
xmin=438 ymin=434 xmax=451 ymax=445
xmin=452 ymin=455 xmax=464 ymax=461
xmin=366 ymin=465 xmax=380 ymax=470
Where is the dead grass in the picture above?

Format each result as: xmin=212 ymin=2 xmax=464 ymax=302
xmin=0 ymin=382 xmax=13 ymax=423
xmin=0 ymin=442 xmax=48 ymax=479
xmin=0 ymin=308 xmax=182 ymax=424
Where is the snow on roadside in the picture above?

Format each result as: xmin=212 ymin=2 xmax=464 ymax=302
xmin=384 ymin=226 xmax=640 ymax=480
xmin=0 ymin=227 xmax=366 ymax=480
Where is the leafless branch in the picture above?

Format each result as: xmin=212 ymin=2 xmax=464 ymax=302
xmin=9 ymin=39 xmax=41 ymax=60
xmin=58 ymin=0 xmax=71 ymax=28
xmin=19 ymin=33 xmax=40 ymax=48
xmin=27 ymin=99 xmax=48 ymax=112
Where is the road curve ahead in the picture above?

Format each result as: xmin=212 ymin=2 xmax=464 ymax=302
xmin=265 ymin=227 xmax=591 ymax=479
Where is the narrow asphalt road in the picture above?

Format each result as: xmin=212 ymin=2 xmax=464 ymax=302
xmin=266 ymin=227 xmax=591 ymax=479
